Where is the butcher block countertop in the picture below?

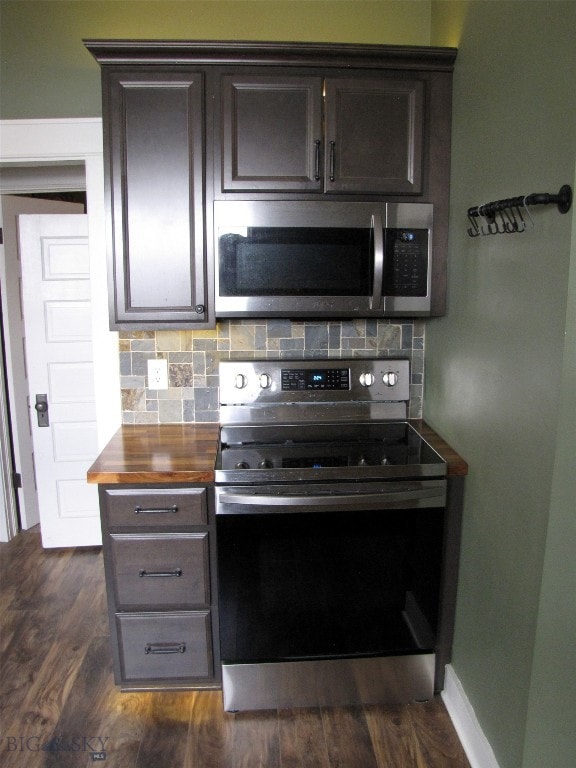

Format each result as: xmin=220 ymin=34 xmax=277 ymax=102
xmin=87 ymin=421 xmax=467 ymax=485
xmin=87 ymin=424 xmax=220 ymax=484
xmin=409 ymin=420 xmax=469 ymax=477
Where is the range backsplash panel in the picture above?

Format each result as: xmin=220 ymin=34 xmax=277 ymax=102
xmin=119 ymin=319 xmax=425 ymax=424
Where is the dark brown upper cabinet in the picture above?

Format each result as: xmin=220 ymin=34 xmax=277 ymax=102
xmin=324 ymin=76 xmax=424 ymax=194
xmin=221 ymin=74 xmax=424 ymax=195
xmin=98 ymin=69 xmax=211 ymax=329
xmin=221 ymin=75 xmax=324 ymax=192
xmin=86 ymin=41 xmax=456 ymax=326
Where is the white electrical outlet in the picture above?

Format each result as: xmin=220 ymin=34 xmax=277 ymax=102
xmin=147 ymin=358 xmax=169 ymax=390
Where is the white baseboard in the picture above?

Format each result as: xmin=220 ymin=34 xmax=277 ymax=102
xmin=441 ymin=665 xmax=501 ymax=768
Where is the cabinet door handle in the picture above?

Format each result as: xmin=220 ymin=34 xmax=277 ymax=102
xmin=314 ymin=139 xmax=321 ymax=181
xmin=144 ymin=643 xmax=186 ymax=655
xmin=371 ymin=213 xmax=384 ymax=310
xmin=139 ymin=568 xmax=183 ymax=578
xmin=329 ymin=140 xmax=336 ymax=182
xmin=134 ymin=505 xmax=179 ymax=515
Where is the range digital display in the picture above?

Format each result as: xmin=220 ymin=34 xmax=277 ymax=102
xmin=281 ymin=368 xmax=350 ymax=391
xmin=309 ymin=371 xmax=326 ymax=385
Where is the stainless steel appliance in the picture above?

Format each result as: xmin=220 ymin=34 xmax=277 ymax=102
xmin=214 ymin=201 xmax=433 ymax=318
xmin=215 ymin=358 xmax=452 ymax=712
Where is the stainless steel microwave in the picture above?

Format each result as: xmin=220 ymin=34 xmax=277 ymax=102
xmin=214 ymin=201 xmax=433 ymax=318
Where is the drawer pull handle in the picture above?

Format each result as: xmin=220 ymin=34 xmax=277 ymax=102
xmin=134 ymin=505 xmax=179 ymax=515
xmin=144 ymin=642 xmax=186 ymax=655
xmin=139 ymin=568 xmax=183 ymax=578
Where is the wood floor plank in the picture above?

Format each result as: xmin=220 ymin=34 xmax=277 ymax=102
xmin=0 ymin=583 xmax=17 ymax=617
xmin=0 ymin=608 xmax=67 ymax=735
xmin=10 ymin=544 xmax=74 ymax=611
xmin=1 ymin=544 xmax=106 ymax=748
xmin=12 ymin=581 xmax=105 ymax=740
xmin=321 ymin=705 xmax=379 ymax=768
xmin=278 ymin=707 xmax=331 ymax=768
xmin=184 ymin=690 xmax=236 ymax=768
xmin=135 ymin=692 xmax=194 ymax=768
xmin=41 ymin=635 xmax=115 ymax=768
xmin=408 ymin=699 xmax=471 ymax=768
xmin=87 ymin=687 xmax=152 ymax=768
xmin=363 ymin=704 xmax=423 ymax=768
xmin=229 ymin=709 xmax=281 ymax=768
xmin=0 ymin=606 xmax=22 ymax=654
xmin=0 ymin=527 xmax=40 ymax=581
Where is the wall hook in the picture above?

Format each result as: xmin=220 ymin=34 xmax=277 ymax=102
xmin=467 ymin=185 xmax=572 ymax=237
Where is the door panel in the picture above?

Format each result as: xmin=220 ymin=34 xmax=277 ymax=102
xmin=324 ymin=77 xmax=424 ymax=194
xmin=106 ymin=70 xmax=208 ymax=325
xmin=19 ymin=214 xmax=101 ymax=547
xmin=221 ymin=74 xmax=323 ymax=192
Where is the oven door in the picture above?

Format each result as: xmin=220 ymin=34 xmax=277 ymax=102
xmin=215 ymin=479 xmax=446 ymax=711
xmin=214 ymin=200 xmax=432 ymax=318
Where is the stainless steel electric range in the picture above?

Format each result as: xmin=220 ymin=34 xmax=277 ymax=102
xmin=215 ymin=358 xmax=449 ymax=712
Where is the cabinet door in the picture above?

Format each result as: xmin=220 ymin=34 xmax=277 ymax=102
xmin=324 ymin=77 xmax=424 ymax=195
xmin=221 ymin=75 xmax=323 ymax=192
xmin=105 ymin=70 xmax=208 ymax=327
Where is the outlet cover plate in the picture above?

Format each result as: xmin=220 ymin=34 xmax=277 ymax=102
xmin=147 ymin=359 xmax=168 ymax=389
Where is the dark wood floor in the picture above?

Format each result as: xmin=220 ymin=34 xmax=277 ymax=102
xmin=0 ymin=528 xmax=470 ymax=768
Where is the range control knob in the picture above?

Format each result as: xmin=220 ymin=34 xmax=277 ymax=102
xmin=235 ymin=461 xmax=250 ymax=469
xmin=358 ymin=456 xmax=368 ymax=466
xmin=234 ymin=373 xmax=247 ymax=389
xmin=258 ymin=459 xmax=273 ymax=469
xmin=259 ymin=373 xmax=272 ymax=389
xmin=383 ymin=371 xmax=399 ymax=387
xmin=359 ymin=372 xmax=375 ymax=387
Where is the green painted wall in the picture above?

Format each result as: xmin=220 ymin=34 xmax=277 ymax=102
xmin=522 ymin=160 xmax=576 ymax=767
xmin=426 ymin=3 xmax=576 ymax=767
xmin=0 ymin=0 xmax=431 ymax=118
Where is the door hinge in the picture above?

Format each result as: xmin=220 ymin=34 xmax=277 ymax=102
xmin=0 ymin=227 xmax=3 ymax=245
xmin=13 ymin=472 xmax=22 ymax=489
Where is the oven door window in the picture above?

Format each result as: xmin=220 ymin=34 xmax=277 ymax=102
xmin=218 ymin=227 xmax=373 ymax=297
xmin=217 ymin=507 xmax=444 ymax=664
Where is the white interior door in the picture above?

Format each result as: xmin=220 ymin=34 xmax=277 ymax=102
xmin=0 ymin=194 xmax=85 ymax=537
xmin=19 ymin=213 xmax=100 ymax=547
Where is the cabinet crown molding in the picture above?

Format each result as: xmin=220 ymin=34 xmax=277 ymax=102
xmin=84 ymin=39 xmax=457 ymax=71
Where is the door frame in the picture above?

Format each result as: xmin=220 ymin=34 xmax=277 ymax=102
xmin=0 ymin=118 xmax=121 ymax=542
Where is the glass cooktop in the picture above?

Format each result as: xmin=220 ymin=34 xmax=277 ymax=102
xmin=216 ymin=421 xmax=446 ymax=482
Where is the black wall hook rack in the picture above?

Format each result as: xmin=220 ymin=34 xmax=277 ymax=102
xmin=467 ymin=184 xmax=572 ymax=237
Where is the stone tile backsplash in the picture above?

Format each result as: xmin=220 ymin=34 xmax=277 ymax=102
xmin=119 ymin=318 xmax=425 ymax=424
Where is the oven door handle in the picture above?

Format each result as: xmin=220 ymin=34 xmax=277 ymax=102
xmin=371 ymin=212 xmax=384 ymax=310
xmin=217 ymin=485 xmax=446 ymax=511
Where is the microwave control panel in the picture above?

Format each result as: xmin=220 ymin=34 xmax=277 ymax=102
xmin=385 ymin=229 xmax=429 ymax=297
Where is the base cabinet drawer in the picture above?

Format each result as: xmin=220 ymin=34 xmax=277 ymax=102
xmin=110 ymin=533 xmax=210 ymax=608
xmin=117 ymin=611 xmax=213 ymax=681
xmin=102 ymin=487 xmax=207 ymax=528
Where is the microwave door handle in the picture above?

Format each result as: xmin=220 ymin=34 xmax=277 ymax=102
xmin=371 ymin=213 xmax=384 ymax=310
